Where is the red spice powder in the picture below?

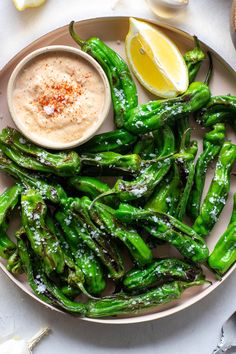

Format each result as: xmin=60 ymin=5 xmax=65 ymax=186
xmin=37 ymin=81 xmax=83 ymax=115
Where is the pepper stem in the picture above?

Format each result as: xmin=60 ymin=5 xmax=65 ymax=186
xmin=181 ymin=279 xmax=210 ymax=290
xmin=79 ymin=283 xmax=99 ymax=300
xmin=193 ymin=35 xmax=200 ymax=49
xmin=89 ymin=190 xmax=117 ymax=210
xmin=204 ymin=51 xmax=213 ymax=85
xmin=69 ymin=21 xmax=86 ymax=48
xmin=179 ymin=128 xmax=191 ymax=150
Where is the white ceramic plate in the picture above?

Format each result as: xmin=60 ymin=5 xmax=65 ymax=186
xmin=0 ymin=16 xmax=235 ymax=324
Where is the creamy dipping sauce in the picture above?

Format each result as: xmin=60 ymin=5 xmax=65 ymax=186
xmin=12 ymin=52 xmax=106 ymax=144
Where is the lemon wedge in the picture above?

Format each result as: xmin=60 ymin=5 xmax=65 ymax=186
xmin=125 ymin=17 xmax=189 ymax=98
xmin=12 ymin=0 xmax=46 ymax=11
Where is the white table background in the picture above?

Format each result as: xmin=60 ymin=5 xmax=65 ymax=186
xmin=0 ymin=1 xmax=236 ymax=353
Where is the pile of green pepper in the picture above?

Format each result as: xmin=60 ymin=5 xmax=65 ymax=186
xmin=0 ymin=24 xmax=236 ymax=319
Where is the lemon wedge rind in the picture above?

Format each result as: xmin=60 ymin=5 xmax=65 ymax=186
xmin=125 ymin=17 xmax=189 ymax=98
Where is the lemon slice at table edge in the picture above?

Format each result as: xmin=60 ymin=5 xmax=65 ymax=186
xmin=12 ymin=0 xmax=46 ymax=11
xmin=125 ymin=17 xmax=189 ymax=98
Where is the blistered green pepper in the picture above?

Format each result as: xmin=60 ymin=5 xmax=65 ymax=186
xmin=188 ymin=123 xmax=226 ymax=220
xmin=124 ymin=82 xmax=211 ymax=135
xmin=21 ymin=189 xmax=65 ymax=274
xmin=184 ymin=36 xmax=206 ymax=83
xmin=89 ymin=201 xmax=153 ymax=267
xmin=196 ymin=96 xmax=236 ymax=127
xmin=193 ymin=141 xmax=236 ymax=237
xmin=0 ymin=127 xmax=81 ymax=176
xmin=69 ymin=21 xmax=138 ymax=128
xmin=123 ymin=258 xmax=204 ymax=292
xmin=60 ymin=198 xmax=125 ymax=280
xmin=115 ymin=203 xmax=209 ymax=262
xmin=86 ymin=280 xmax=205 ymax=318
xmin=208 ymin=193 xmax=236 ymax=274
xmin=0 ymin=152 xmax=67 ymax=204
xmin=78 ymin=129 xmax=137 ymax=153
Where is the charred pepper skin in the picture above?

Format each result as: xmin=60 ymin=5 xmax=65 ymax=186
xmin=124 ymin=82 xmax=211 ymax=135
xmin=92 ymin=129 xmax=175 ymax=204
xmin=89 ymin=201 xmax=153 ymax=267
xmin=174 ymin=139 xmax=198 ymax=221
xmin=46 ymin=213 xmax=106 ymax=296
xmin=78 ymin=129 xmax=137 ymax=153
xmin=115 ymin=203 xmax=209 ymax=263
xmin=95 ymin=157 xmax=172 ymax=203
xmin=187 ymin=124 xmax=226 ymax=221
xmin=0 ymin=184 xmax=22 ymax=225
xmin=133 ymin=133 xmax=156 ymax=160
xmin=21 ymin=189 xmax=65 ymax=275
xmin=183 ymin=36 xmax=206 ymax=83
xmin=144 ymin=126 xmax=179 ymax=213
xmin=208 ymin=193 xmax=236 ymax=274
xmin=196 ymin=95 xmax=236 ymax=127
xmin=69 ymin=21 xmax=138 ymax=128
xmin=16 ymin=228 xmax=57 ymax=306
xmin=144 ymin=164 xmax=181 ymax=215
xmin=0 ymin=127 xmax=81 ymax=176
xmin=60 ymin=198 xmax=125 ymax=280
xmin=193 ymin=141 xmax=236 ymax=238
xmin=0 ymin=184 xmax=22 ymax=259
xmin=81 ymin=152 xmax=142 ymax=175
xmin=0 ymin=152 xmax=67 ymax=205
xmin=123 ymin=258 xmax=204 ymax=293
xmin=68 ymin=176 xmax=116 ymax=206
xmin=18 ymin=230 xmax=86 ymax=315
xmin=0 ymin=222 xmax=17 ymax=259
xmin=86 ymin=280 xmax=205 ymax=318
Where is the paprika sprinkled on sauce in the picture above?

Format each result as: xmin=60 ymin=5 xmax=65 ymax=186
xmin=12 ymin=52 xmax=106 ymax=144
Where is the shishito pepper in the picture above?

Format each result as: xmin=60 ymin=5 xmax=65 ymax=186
xmin=21 ymin=189 xmax=65 ymax=275
xmin=89 ymin=201 xmax=153 ymax=267
xmin=0 ymin=127 xmax=81 ymax=176
xmin=92 ymin=157 xmax=172 ymax=203
xmin=124 ymin=82 xmax=211 ymax=135
xmin=0 ymin=184 xmax=22 ymax=225
xmin=81 ymin=151 xmax=142 ymax=175
xmin=68 ymin=176 xmax=116 ymax=206
xmin=17 ymin=229 xmax=86 ymax=315
xmin=115 ymin=203 xmax=209 ymax=262
xmin=86 ymin=280 xmax=205 ymax=318
xmin=144 ymin=164 xmax=181 ymax=215
xmin=133 ymin=132 xmax=156 ymax=160
xmin=0 ymin=222 xmax=17 ymax=259
xmin=69 ymin=21 xmax=138 ymax=128
xmin=123 ymin=258 xmax=204 ymax=292
xmin=91 ymin=128 xmax=175 ymax=204
xmin=193 ymin=141 xmax=236 ymax=238
xmin=60 ymin=198 xmax=125 ymax=280
xmin=174 ymin=138 xmax=198 ymax=221
xmin=196 ymin=95 xmax=236 ymax=127
xmin=78 ymin=129 xmax=137 ymax=153
xmin=0 ymin=184 xmax=22 ymax=259
xmin=0 ymin=151 xmax=67 ymax=204
xmin=184 ymin=36 xmax=206 ymax=83
xmin=46 ymin=213 xmax=106 ymax=296
xmin=208 ymin=193 xmax=236 ymax=274
xmin=187 ymin=123 xmax=226 ymax=221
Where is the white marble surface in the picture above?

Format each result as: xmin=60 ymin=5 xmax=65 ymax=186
xmin=0 ymin=1 xmax=236 ymax=353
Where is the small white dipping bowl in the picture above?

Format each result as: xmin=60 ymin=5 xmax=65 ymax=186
xmin=7 ymin=45 xmax=111 ymax=150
